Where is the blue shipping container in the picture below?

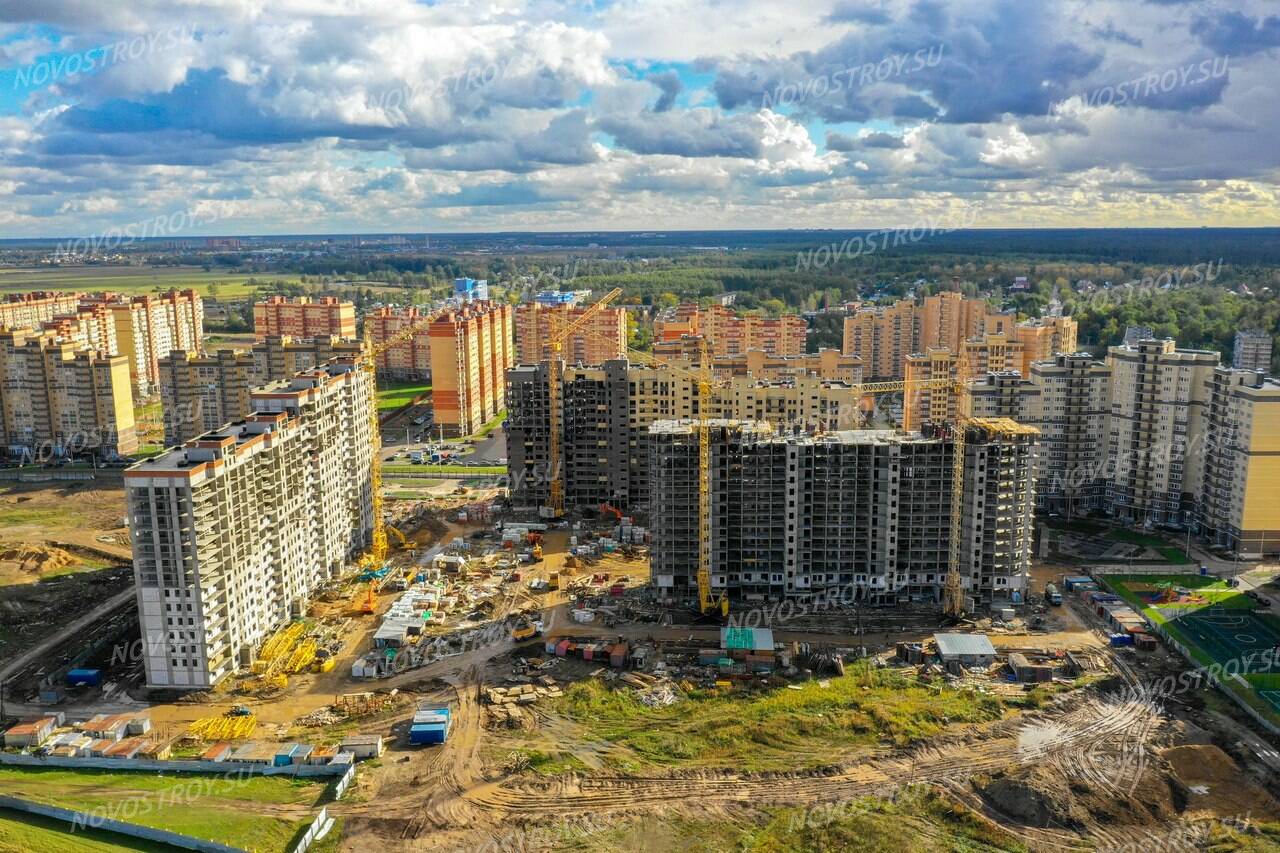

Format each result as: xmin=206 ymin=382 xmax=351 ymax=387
xmin=410 ymin=723 xmax=447 ymax=745
xmin=66 ymin=668 xmax=101 ymax=687
xmin=1109 ymin=633 xmax=1134 ymax=647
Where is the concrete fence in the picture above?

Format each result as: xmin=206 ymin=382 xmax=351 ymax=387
xmin=331 ymin=764 xmax=357 ymax=799
xmin=0 ymin=752 xmax=349 ymax=777
xmin=0 ymin=793 xmax=247 ymax=852
xmin=289 ymin=806 xmax=335 ymax=853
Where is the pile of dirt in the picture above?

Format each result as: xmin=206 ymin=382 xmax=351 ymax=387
xmin=976 ymin=757 xmax=1181 ymax=829
xmin=1164 ymin=744 xmax=1280 ymax=820
xmin=0 ymin=542 xmax=77 ymax=575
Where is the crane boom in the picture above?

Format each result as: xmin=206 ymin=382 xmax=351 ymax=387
xmin=361 ymin=313 xmax=440 ymax=567
xmin=544 ymin=288 xmax=624 ymax=518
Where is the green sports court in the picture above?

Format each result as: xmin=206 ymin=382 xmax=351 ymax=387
xmin=1107 ymin=574 xmax=1280 ymax=720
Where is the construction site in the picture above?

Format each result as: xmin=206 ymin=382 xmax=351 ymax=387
xmin=1 ymin=294 xmax=1280 ymax=852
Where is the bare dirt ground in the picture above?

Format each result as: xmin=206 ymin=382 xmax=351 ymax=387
xmin=0 ymin=480 xmax=131 ymax=560
xmin=327 ymin=670 xmax=1280 ymax=853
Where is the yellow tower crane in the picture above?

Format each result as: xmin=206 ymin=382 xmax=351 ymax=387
xmin=543 ymin=287 xmax=623 ymax=518
xmin=567 ymin=323 xmax=731 ymax=618
xmin=361 ymin=315 xmax=439 ymax=567
xmin=563 ymin=320 xmax=976 ymax=619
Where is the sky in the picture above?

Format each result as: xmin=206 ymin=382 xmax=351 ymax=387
xmin=0 ymin=0 xmax=1278 ymax=238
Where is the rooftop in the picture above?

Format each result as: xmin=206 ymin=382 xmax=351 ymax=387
xmin=934 ymin=633 xmax=996 ymax=658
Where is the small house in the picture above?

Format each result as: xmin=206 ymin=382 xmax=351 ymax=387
xmin=307 ymin=745 xmax=338 ymax=766
xmin=200 ymin=742 xmax=234 ymax=763
xmin=934 ymin=633 xmax=996 ymax=668
xmin=339 ymin=734 xmax=384 ymax=759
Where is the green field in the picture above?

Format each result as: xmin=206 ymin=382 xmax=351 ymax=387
xmin=0 ymin=267 xmax=274 ymax=298
xmin=0 ymin=766 xmax=326 ymax=852
xmin=443 ymin=411 xmax=505 ymax=443
xmin=376 ymin=381 xmax=431 ymax=413
xmin=552 ymin=662 xmax=1006 ymax=772
xmin=0 ymin=809 xmax=172 ymax=853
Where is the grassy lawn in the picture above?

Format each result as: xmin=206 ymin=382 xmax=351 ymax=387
xmin=443 ymin=411 xmax=505 ymax=443
xmin=382 ymin=463 xmax=505 ymax=475
xmin=545 ymin=787 xmax=1026 ymax=853
xmin=0 ymin=767 xmax=324 ymax=852
xmin=0 ymin=809 xmax=173 ymax=853
xmin=376 ymin=380 xmax=431 ymax=413
xmin=383 ymin=477 xmax=444 ymax=487
xmin=0 ymin=508 xmax=66 ymax=527
xmin=132 ymin=445 xmax=167 ymax=459
xmin=553 ymin=662 xmax=1005 ymax=772
xmin=1107 ymin=573 xmax=1253 ymax=609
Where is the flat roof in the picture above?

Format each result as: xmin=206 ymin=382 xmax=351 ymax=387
xmin=934 ymin=633 xmax=996 ymax=657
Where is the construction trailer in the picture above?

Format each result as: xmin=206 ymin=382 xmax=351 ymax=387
xmin=409 ymin=705 xmax=452 ymax=745
xmin=934 ymin=633 xmax=997 ymax=668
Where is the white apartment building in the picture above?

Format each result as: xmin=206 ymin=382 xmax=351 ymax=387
xmin=124 ymin=358 xmax=373 ymax=689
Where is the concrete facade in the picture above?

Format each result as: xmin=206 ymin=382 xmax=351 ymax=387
xmin=505 ymin=358 xmax=869 ymax=512
xmin=125 ymin=359 xmax=373 ymax=689
xmin=647 ymin=418 xmax=1035 ymax=606
xmin=159 ymin=336 xmax=364 ymax=447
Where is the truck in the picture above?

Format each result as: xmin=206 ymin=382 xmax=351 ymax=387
xmin=409 ymin=450 xmax=424 ymax=463
xmin=1045 ymin=583 xmax=1063 ymax=606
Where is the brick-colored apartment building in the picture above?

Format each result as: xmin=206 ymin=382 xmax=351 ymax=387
xmin=655 ymin=304 xmax=806 ymax=357
xmin=429 ymin=302 xmax=513 ymax=436
xmin=254 ymin=296 xmax=356 ymax=341
xmin=365 ymin=306 xmax=434 ymax=380
xmin=515 ymin=299 xmax=627 ymax=365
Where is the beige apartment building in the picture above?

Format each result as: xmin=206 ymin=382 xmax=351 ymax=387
xmin=0 ymin=292 xmax=82 ymax=329
xmin=843 ymin=294 xmax=1075 ymax=382
xmin=841 ymin=299 xmax=918 ymax=379
xmin=1014 ymin=316 xmax=1078 ymax=376
xmin=125 ymin=358 xmax=374 ymax=689
xmin=0 ymin=329 xmax=136 ymax=457
xmin=1104 ymin=339 xmax=1219 ymax=526
xmin=366 ymin=306 xmax=434 ymax=380
xmin=159 ymin=336 xmax=364 ymax=446
xmin=654 ymin=343 xmax=862 ymax=384
xmin=515 ymin=300 xmax=628 ymax=365
xmin=429 ymin=302 xmax=513 ymax=436
xmin=655 ymin=304 xmax=806 ymax=357
xmin=1028 ymin=353 xmax=1112 ymax=513
xmin=1200 ymin=368 xmax=1280 ymax=556
xmin=253 ymin=296 xmax=356 ymax=341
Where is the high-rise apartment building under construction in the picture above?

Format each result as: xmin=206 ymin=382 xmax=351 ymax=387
xmin=647 ymin=418 xmax=1036 ymax=606
xmin=125 ymin=358 xmax=374 ymax=690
